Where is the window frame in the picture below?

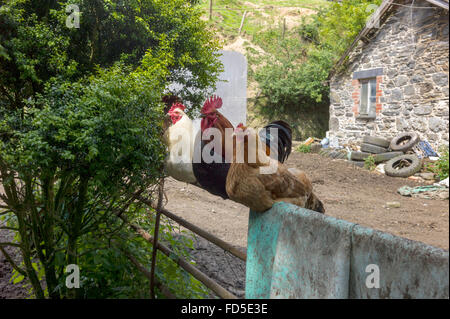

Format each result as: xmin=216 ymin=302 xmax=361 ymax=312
xmin=358 ymin=77 xmax=377 ymax=119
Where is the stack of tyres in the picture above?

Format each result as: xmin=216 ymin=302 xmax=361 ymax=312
xmin=385 ymin=132 xmax=422 ymax=177
xmin=348 ymin=133 xmax=422 ymax=177
xmin=389 ymin=132 xmax=420 ymax=153
xmin=349 ymin=136 xmax=396 ymax=166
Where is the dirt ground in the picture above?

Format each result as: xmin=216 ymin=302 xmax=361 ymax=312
xmin=186 ymin=236 xmax=246 ymax=298
xmin=164 ymin=151 xmax=448 ymax=298
xmin=165 ymin=152 xmax=449 ymax=251
xmin=1 ymin=152 xmax=448 ymax=298
xmin=0 ymin=229 xmax=30 ymax=299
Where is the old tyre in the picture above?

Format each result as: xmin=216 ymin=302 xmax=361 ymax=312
xmin=350 ymin=151 xmax=372 ymax=161
xmin=390 ymin=132 xmax=420 ymax=152
xmin=310 ymin=143 xmax=322 ymax=153
xmin=348 ymin=160 xmax=365 ymax=168
xmin=361 ymin=143 xmax=388 ymax=154
xmin=350 ymin=151 xmax=404 ymax=163
xmin=319 ymin=148 xmax=331 ymax=156
xmin=363 ymin=136 xmax=391 ymax=148
xmin=384 ymin=154 xmax=422 ymax=178
xmin=335 ymin=152 xmax=347 ymax=159
xmin=329 ymin=150 xmax=339 ymax=159
xmin=373 ymin=151 xmax=404 ymax=163
xmin=319 ymin=148 xmax=346 ymax=159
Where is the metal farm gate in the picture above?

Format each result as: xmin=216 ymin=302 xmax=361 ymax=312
xmin=115 ymin=182 xmax=245 ymax=299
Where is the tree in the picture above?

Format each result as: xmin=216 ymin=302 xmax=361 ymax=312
xmin=0 ymin=0 xmax=221 ymax=298
xmin=0 ymin=0 xmax=222 ymax=108
xmin=251 ymin=0 xmax=381 ymax=137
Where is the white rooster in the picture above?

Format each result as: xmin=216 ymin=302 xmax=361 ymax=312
xmin=163 ymin=103 xmax=199 ymax=184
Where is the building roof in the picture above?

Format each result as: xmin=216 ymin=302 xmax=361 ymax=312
xmin=329 ymin=0 xmax=449 ymax=78
xmin=426 ymin=0 xmax=449 ymax=10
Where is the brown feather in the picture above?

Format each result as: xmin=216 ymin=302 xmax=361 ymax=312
xmin=226 ymin=129 xmax=325 ymax=213
xmin=203 ymin=111 xmax=234 ymax=158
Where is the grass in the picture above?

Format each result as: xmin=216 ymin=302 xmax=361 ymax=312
xmin=198 ymin=0 xmax=329 ymax=76
xmin=364 ymin=155 xmax=376 ymax=171
xmin=425 ymin=147 xmax=449 ymax=181
xmin=198 ymin=0 xmax=329 ymax=40
xmin=199 ymin=0 xmax=329 ymax=11
xmin=296 ymin=143 xmax=312 ymax=153
xmin=197 ymin=0 xmax=331 ymax=139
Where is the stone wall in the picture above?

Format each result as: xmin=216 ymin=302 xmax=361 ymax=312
xmin=329 ymin=0 xmax=449 ymax=150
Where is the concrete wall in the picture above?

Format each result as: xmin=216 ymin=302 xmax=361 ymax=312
xmin=246 ymin=202 xmax=449 ymax=299
xmin=215 ymin=50 xmax=247 ymax=127
xmin=172 ymin=50 xmax=247 ymax=131
xmin=329 ymin=1 xmax=449 ymax=149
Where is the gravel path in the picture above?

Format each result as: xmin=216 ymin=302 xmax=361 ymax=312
xmin=188 ymin=236 xmax=246 ymax=299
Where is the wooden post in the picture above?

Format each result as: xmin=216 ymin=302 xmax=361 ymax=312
xmin=209 ymin=0 xmax=213 ymax=20
xmin=238 ymin=11 xmax=247 ymax=35
xmin=149 ymin=179 xmax=164 ymax=299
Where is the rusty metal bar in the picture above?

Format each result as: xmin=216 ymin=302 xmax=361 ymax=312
xmin=138 ymin=196 xmax=246 ymax=261
xmin=116 ymin=212 xmax=238 ymax=299
xmin=161 ymin=208 xmax=247 ymax=261
xmin=122 ymin=249 xmax=177 ymax=299
xmin=156 ymin=240 xmax=238 ymax=299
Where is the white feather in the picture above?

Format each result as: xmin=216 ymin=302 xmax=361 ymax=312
xmin=164 ymin=110 xmax=197 ymax=183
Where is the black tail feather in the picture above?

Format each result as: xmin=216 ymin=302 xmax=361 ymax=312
xmin=260 ymin=121 xmax=293 ymax=163
xmin=307 ymin=193 xmax=325 ymax=214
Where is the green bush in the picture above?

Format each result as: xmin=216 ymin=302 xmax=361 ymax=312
xmin=297 ymin=144 xmax=312 ymax=153
xmin=426 ymin=147 xmax=449 ymax=181
xmin=364 ymin=155 xmax=376 ymax=171
xmin=0 ymin=0 xmax=221 ymax=299
xmin=0 ymin=0 xmax=222 ymax=108
xmin=250 ymin=0 xmax=381 ymax=118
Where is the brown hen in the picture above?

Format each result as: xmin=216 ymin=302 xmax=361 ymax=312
xmin=225 ymin=125 xmax=325 ymax=214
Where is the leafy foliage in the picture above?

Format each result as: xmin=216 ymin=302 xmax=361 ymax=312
xmin=199 ymin=0 xmax=330 ymax=39
xmin=364 ymin=155 xmax=376 ymax=171
xmin=426 ymin=147 xmax=449 ymax=181
xmin=2 ymin=63 xmax=166 ymax=188
xmin=249 ymin=0 xmax=381 ymax=126
xmin=313 ymin=0 xmax=382 ymax=55
xmin=0 ymin=0 xmax=221 ymax=299
xmin=297 ymin=144 xmax=312 ymax=153
xmin=0 ymin=0 xmax=222 ymax=108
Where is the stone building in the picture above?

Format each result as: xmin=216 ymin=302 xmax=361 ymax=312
xmin=328 ymin=0 xmax=449 ymax=149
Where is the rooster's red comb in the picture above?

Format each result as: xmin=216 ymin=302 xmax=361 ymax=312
xmin=201 ymin=95 xmax=223 ymax=114
xmin=168 ymin=102 xmax=186 ymax=114
xmin=235 ymin=123 xmax=248 ymax=133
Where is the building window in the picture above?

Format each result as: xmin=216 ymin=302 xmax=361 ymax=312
xmin=359 ymin=78 xmax=377 ymax=117
xmin=351 ymin=68 xmax=383 ymax=119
